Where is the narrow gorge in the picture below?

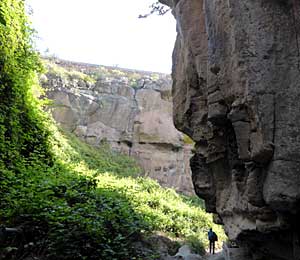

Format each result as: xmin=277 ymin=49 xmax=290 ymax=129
xmin=2 ymin=0 xmax=300 ymax=259
xmin=161 ymin=0 xmax=300 ymax=259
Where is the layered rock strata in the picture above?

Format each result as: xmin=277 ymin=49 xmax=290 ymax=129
xmin=162 ymin=0 xmax=300 ymax=259
xmin=42 ymin=59 xmax=194 ymax=195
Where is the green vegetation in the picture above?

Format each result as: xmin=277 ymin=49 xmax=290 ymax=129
xmin=0 ymin=1 xmax=225 ymax=259
xmin=87 ymin=65 xmax=165 ymax=89
xmin=43 ymin=59 xmax=168 ymax=89
xmin=90 ymin=65 xmax=158 ymax=80
xmin=1 ymin=126 xmax=225 ymax=259
xmin=44 ymin=59 xmax=96 ymax=84
xmin=0 ymin=0 xmax=52 ymax=171
xmin=183 ymin=134 xmax=195 ymax=145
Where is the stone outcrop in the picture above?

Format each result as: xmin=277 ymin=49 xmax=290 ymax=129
xmin=42 ymin=59 xmax=194 ymax=195
xmin=162 ymin=0 xmax=300 ymax=259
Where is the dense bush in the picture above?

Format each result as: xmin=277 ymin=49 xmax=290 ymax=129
xmin=0 ymin=127 xmax=225 ymax=259
xmin=0 ymin=2 xmax=225 ymax=259
xmin=0 ymin=0 xmax=52 ymax=170
xmin=43 ymin=60 xmax=96 ymax=84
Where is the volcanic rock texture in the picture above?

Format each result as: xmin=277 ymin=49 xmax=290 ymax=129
xmin=163 ymin=0 xmax=300 ymax=259
xmin=42 ymin=59 xmax=194 ymax=195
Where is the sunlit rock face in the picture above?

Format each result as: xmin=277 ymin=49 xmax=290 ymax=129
xmin=163 ymin=0 xmax=300 ymax=259
xmin=41 ymin=59 xmax=194 ymax=195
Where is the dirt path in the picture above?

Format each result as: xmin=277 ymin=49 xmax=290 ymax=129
xmin=204 ymin=252 xmax=225 ymax=260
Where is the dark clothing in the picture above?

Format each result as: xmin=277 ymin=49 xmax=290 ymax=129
xmin=208 ymin=230 xmax=216 ymax=254
xmin=209 ymin=240 xmax=215 ymax=254
xmin=208 ymin=230 xmax=214 ymax=240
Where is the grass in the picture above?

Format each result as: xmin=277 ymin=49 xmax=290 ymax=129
xmin=0 ymin=3 xmax=225 ymax=259
xmin=43 ymin=59 xmax=96 ymax=84
xmin=42 ymin=58 xmax=170 ymax=90
xmin=0 ymin=124 xmax=225 ymax=259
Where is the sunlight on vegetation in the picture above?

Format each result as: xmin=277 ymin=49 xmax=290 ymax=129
xmin=0 ymin=1 xmax=226 ymax=259
xmin=43 ymin=59 xmax=96 ymax=84
xmin=1 ymin=124 xmax=226 ymax=259
xmin=43 ymin=57 xmax=168 ymax=90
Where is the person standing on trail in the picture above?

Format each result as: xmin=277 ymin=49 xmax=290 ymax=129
xmin=208 ymin=228 xmax=218 ymax=254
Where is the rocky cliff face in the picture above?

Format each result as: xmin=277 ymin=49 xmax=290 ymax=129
xmin=163 ymin=0 xmax=300 ymax=259
xmin=41 ymin=59 xmax=194 ymax=195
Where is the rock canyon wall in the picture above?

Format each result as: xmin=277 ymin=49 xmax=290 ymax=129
xmin=41 ymin=59 xmax=194 ymax=195
xmin=162 ymin=0 xmax=300 ymax=259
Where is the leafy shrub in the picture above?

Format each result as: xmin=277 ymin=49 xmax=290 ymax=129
xmin=43 ymin=60 xmax=96 ymax=84
xmin=1 ymin=127 xmax=226 ymax=259
xmin=0 ymin=0 xmax=52 ymax=171
xmin=0 ymin=2 xmax=226 ymax=259
xmin=186 ymin=235 xmax=206 ymax=255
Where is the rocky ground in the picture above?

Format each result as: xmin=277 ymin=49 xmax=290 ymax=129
xmin=206 ymin=253 xmax=224 ymax=260
xmin=163 ymin=245 xmax=225 ymax=260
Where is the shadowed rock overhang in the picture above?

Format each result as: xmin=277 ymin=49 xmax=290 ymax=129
xmin=161 ymin=0 xmax=300 ymax=259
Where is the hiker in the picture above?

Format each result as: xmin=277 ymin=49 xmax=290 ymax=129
xmin=208 ymin=228 xmax=218 ymax=254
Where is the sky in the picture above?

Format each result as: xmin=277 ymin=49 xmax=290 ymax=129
xmin=26 ymin=0 xmax=177 ymax=73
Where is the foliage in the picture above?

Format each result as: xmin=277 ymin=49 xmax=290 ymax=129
xmin=54 ymin=129 xmax=140 ymax=178
xmin=1 ymin=126 xmax=225 ymax=259
xmin=183 ymin=134 xmax=195 ymax=145
xmin=139 ymin=2 xmax=171 ymax=18
xmin=0 ymin=2 xmax=225 ymax=259
xmin=43 ymin=59 xmax=96 ymax=84
xmin=88 ymin=65 xmax=163 ymax=89
xmin=43 ymin=58 xmax=170 ymax=90
xmin=0 ymin=0 xmax=53 ymax=170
